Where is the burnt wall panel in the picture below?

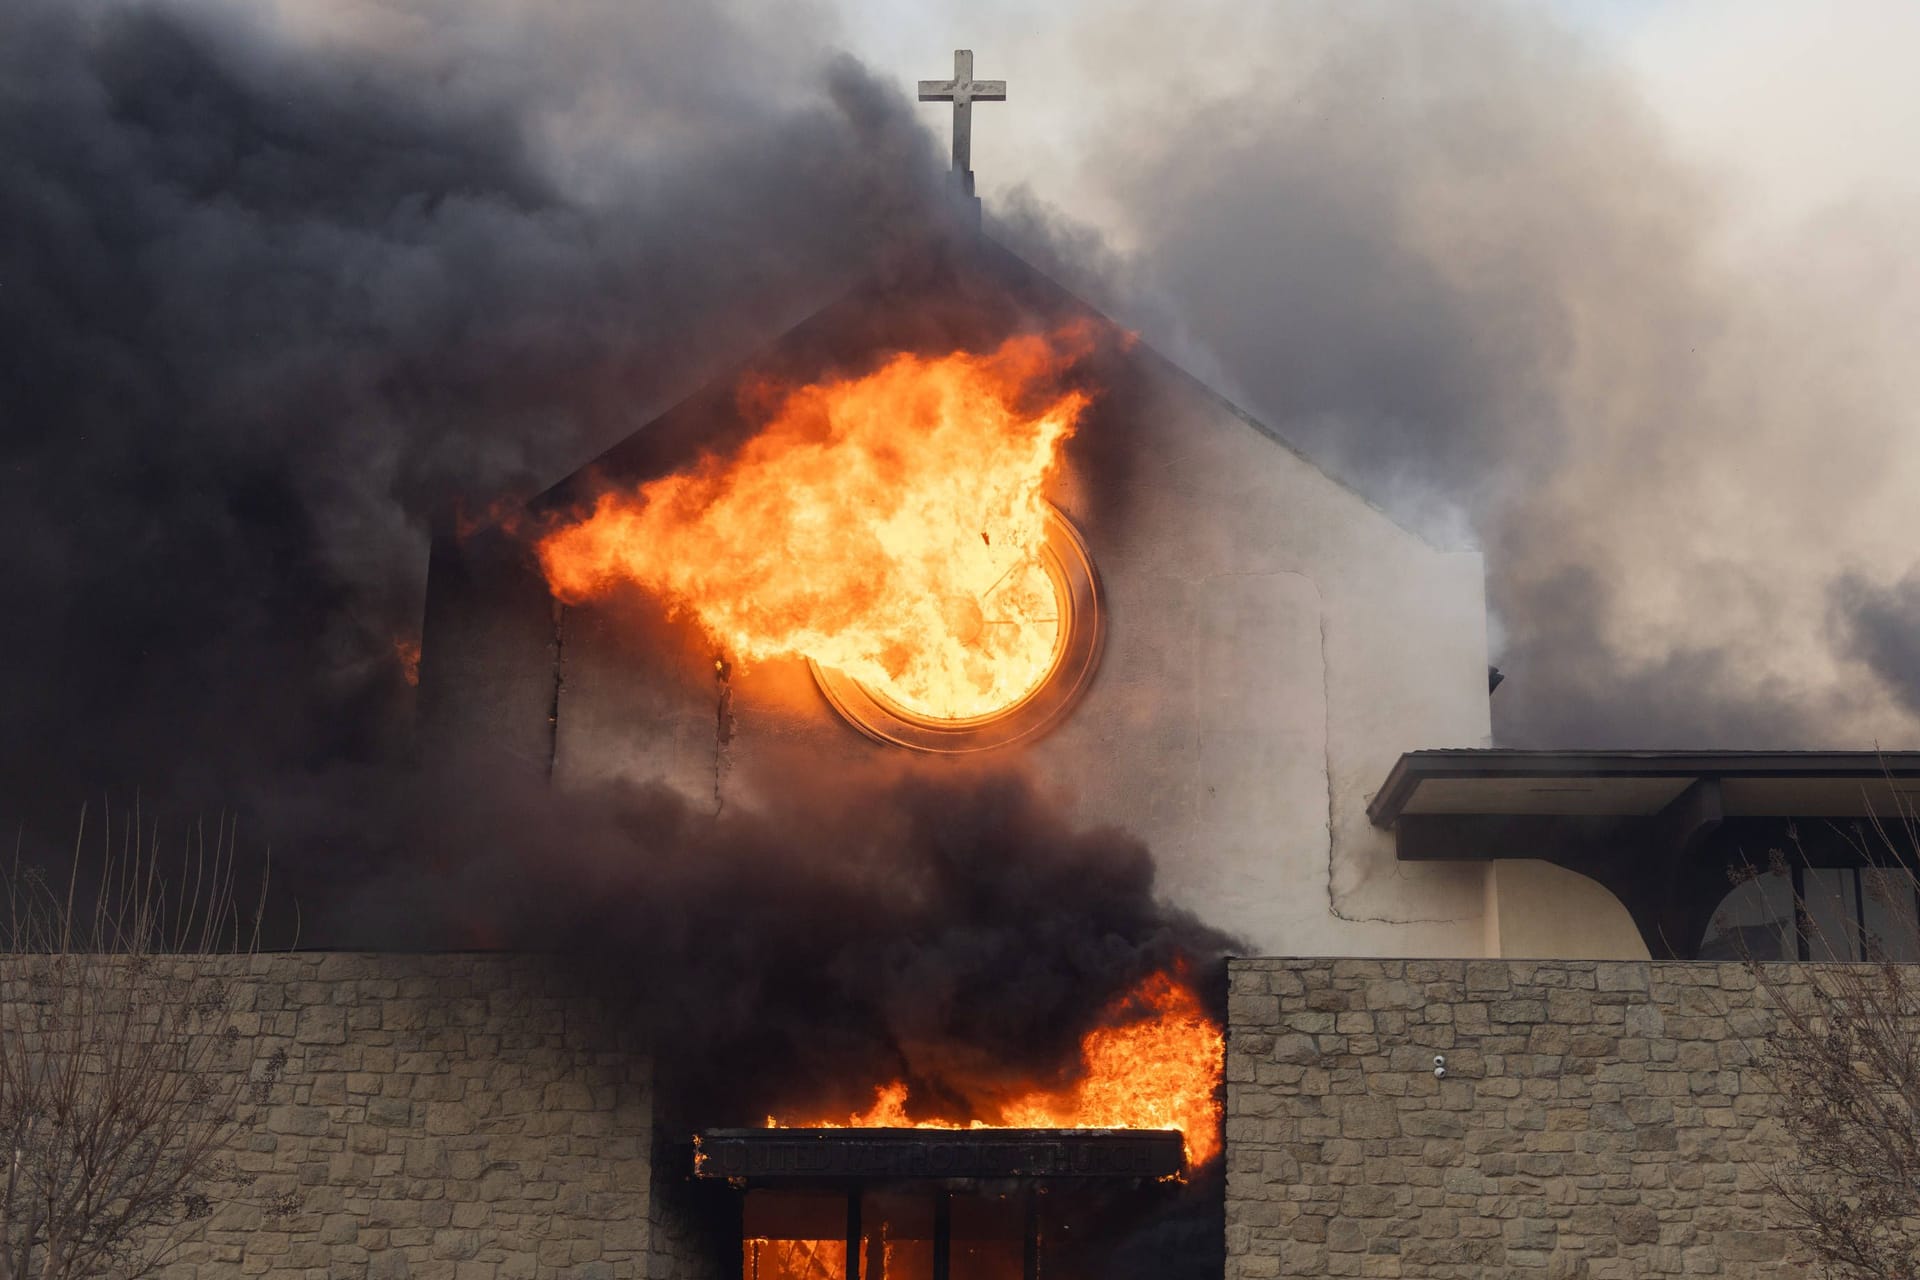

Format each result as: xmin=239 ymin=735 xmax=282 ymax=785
xmin=418 ymin=530 xmax=564 ymax=775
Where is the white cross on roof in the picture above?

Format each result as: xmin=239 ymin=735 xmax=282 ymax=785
xmin=918 ymin=49 xmax=1006 ymax=189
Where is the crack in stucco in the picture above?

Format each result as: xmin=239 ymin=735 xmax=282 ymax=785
xmin=1317 ymin=599 xmax=1467 ymax=928
xmin=1184 ymin=567 xmax=1464 ymax=928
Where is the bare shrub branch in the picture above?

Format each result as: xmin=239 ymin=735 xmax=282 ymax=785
xmin=0 ymin=807 xmax=280 ymax=1280
xmin=1738 ymin=780 xmax=1920 ymax=1280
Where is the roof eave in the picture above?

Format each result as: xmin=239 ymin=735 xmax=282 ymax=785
xmin=1369 ymin=748 xmax=1920 ymax=828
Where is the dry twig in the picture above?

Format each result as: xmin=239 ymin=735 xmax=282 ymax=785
xmin=1739 ymin=787 xmax=1920 ymax=1280
xmin=0 ymin=807 xmax=279 ymax=1280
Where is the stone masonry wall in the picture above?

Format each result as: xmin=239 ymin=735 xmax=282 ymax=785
xmin=143 ymin=953 xmax=659 ymax=1280
xmin=1225 ymin=959 xmax=1811 ymax=1280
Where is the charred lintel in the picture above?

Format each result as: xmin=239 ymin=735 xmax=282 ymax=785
xmin=694 ymin=1128 xmax=1184 ymax=1183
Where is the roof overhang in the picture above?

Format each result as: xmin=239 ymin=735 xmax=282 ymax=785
xmin=1370 ymin=750 xmax=1920 ymax=832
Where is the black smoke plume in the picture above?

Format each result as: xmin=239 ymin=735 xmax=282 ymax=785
xmin=342 ymin=748 xmax=1232 ymax=1122
xmin=0 ymin=0 xmax=1231 ymax=1140
xmin=0 ymin=0 xmax=945 ymax=845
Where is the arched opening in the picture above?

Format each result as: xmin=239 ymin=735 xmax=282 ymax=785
xmin=1699 ymin=864 xmax=1920 ymax=962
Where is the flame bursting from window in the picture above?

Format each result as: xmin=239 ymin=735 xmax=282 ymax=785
xmin=774 ymin=969 xmax=1224 ymax=1167
xmin=535 ymin=331 xmax=1093 ymax=721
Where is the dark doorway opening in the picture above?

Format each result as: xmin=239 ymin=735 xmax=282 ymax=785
xmin=698 ymin=1128 xmax=1187 ymax=1280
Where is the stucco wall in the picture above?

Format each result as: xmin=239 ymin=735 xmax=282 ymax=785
xmin=1035 ymin=362 xmax=1493 ymax=957
xmin=1225 ymin=958 xmax=1809 ymax=1279
xmin=92 ymin=954 xmax=663 ymax=1280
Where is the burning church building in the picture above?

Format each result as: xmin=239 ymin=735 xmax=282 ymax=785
xmin=15 ymin=34 xmax=1920 ymax=1280
xmin=380 ymin=50 xmax=1920 ymax=1280
xmin=399 ymin=46 xmax=1502 ymax=1273
xmin=390 ymin=52 xmax=1506 ymax=1268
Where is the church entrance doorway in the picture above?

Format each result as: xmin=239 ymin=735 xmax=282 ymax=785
xmin=696 ymin=1128 xmax=1186 ymax=1280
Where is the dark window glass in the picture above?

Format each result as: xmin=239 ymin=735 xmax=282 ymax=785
xmin=1802 ymin=868 xmax=1861 ymax=960
xmin=1701 ymin=866 xmax=1920 ymax=961
xmin=1700 ymin=872 xmax=1794 ymax=960
xmin=1861 ymin=866 xmax=1920 ymax=961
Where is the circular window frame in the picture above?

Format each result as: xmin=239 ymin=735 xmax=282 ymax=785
xmin=809 ymin=503 xmax=1103 ymax=753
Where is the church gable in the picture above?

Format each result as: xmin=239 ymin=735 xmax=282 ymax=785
xmin=422 ymin=232 xmax=1492 ymax=958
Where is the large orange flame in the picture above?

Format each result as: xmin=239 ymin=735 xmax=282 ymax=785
xmin=774 ymin=970 xmax=1224 ymax=1167
xmin=537 ymin=331 xmax=1093 ymax=720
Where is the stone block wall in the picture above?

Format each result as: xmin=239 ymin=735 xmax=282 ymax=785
xmin=146 ymin=953 xmax=659 ymax=1280
xmin=1225 ymin=959 xmax=1808 ymax=1280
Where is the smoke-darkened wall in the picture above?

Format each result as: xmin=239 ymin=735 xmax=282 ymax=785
xmin=0 ymin=0 xmax=1237 ymax=1124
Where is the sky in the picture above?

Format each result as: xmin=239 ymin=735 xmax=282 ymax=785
xmin=830 ymin=0 xmax=1920 ymax=244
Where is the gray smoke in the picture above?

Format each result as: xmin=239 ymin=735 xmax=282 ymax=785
xmin=993 ymin=0 xmax=1920 ymax=749
xmin=1834 ymin=571 xmax=1920 ymax=720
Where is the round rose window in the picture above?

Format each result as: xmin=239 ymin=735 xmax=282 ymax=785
xmin=809 ymin=504 xmax=1102 ymax=752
